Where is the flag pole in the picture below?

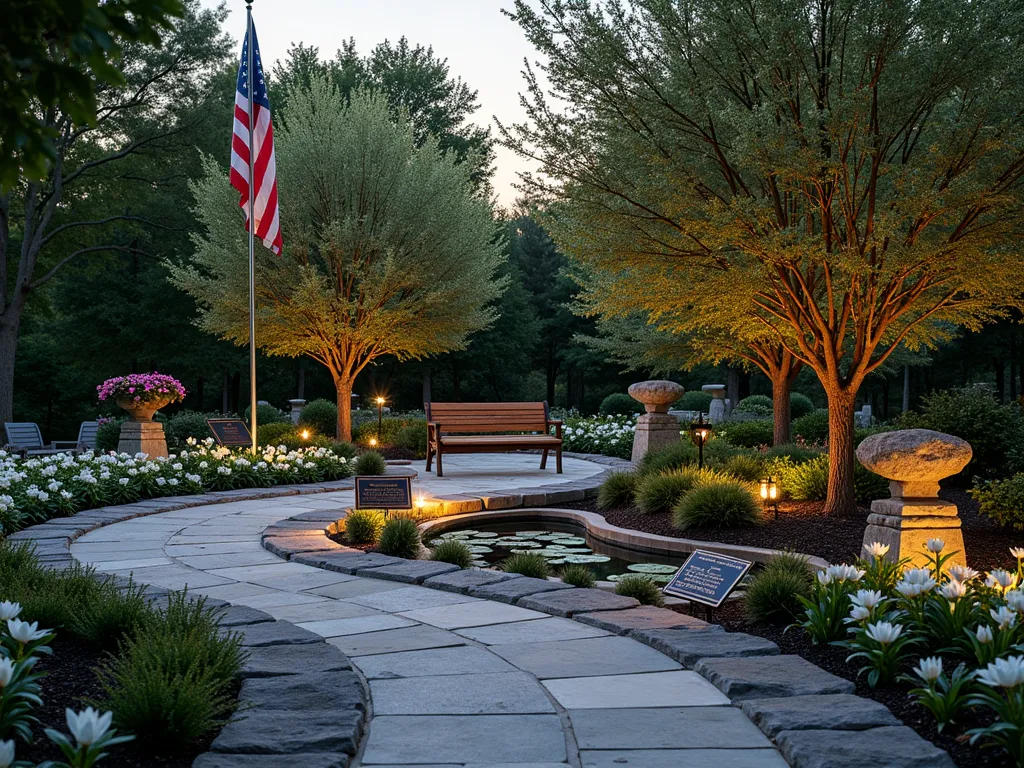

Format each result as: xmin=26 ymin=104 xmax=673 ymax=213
xmin=245 ymin=0 xmax=258 ymax=454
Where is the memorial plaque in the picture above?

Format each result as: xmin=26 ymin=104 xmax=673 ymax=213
xmin=355 ymin=476 xmax=412 ymax=510
xmin=206 ymin=418 xmax=253 ymax=447
xmin=663 ymin=549 xmax=752 ymax=607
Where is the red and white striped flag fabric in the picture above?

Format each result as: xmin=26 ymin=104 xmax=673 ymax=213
xmin=230 ymin=21 xmax=282 ymax=254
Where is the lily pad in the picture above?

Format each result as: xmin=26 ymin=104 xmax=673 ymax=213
xmin=428 ymin=538 xmax=448 ymax=547
xmin=467 ymin=545 xmax=493 ymax=554
xmin=515 ymin=531 xmax=546 ymax=538
xmin=627 ymin=563 xmax=679 ymax=575
xmin=563 ymin=554 xmax=611 ymax=564
xmin=472 ymin=532 xmax=499 ymax=539
xmin=502 ymin=540 xmax=540 ymax=548
xmin=440 ymin=531 xmax=473 ymax=539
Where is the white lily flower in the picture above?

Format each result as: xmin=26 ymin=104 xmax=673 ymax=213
xmin=1007 ymin=590 xmax=1024 ymax=613
xmin=976 ymin=625 xmax=994 ymax=644
xmin=1011 ymin=547 xmax=1024 ymax=559
xmin=949 ymin=565 xmax=980 ymax=582
xmin=865 ymin=621 xmax=903 ymax=645
xmin=6 ymin=618 xmax=49 ymax=644
xmin=991 ymin=606 xmax=1017 ymax=631
xmin=848 ymin=605 xmax=870 ymax=622
xmin=0 ymin=657 xmax=13 ymax=687
xmin=65 ymin=707 xmax=113 ymax=747
xmin=895 ymin=569 xmax=937 ymax=597
xmin=938 ymin=580 xmax=967 ymax=600
xmin=926 ymin=538 xmax=945 ymax=553
xmin=821 ymin=564 xmax=865 ymax=584
xmin=863 ymin=541 xmax=890 ymax=559
xmin=851 ymin=589 xmax=885 ymax=610
xmin=0 ymin=601 xmax=20 ymax=621
xmin=914 ymin=657 xmax=943 ymax=683
xmin=976 ymin=656 xmax=1024 ymax=689
xmin=0 ymin=739 xmax=14 ymax=768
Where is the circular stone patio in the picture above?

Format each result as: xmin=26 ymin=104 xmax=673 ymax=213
xmin=47 ymin=453 xmax=945 ymax=767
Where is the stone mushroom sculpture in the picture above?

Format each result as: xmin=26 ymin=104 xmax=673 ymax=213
xmin=856 ymin=429 xmax=972 ymax=568
xmin=628 ymin=380 xmax=684 ymax=463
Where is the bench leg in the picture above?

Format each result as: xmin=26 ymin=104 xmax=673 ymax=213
xmin=556 ymin=447 xmax=562 ymax=474
xmin=540 ymin=449 xmax=548 ymax=470
xmin=436 ymin=447 xmax=444 ymax=477
xmin=426 ymin=443 xmax=433 ymax=472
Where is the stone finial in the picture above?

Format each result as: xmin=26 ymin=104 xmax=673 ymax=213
xmin=701 ymin=384 xmax=727 ymax=398
xmin=856 ymin=429 xmax=971 ymax=498
xmin=628 ymin=380 xmax=684 ymax=414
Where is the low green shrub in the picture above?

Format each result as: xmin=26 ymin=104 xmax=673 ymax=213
xmin=638 ymin=442 xmax=698 ymax=475
xmin=430 ymin=539 xmax=474 ymax=568
xmin=165 ymin=410 xmax=216 ymax=449
xmin=599 ymin=392 xmax=644 ymax=416
xmin=243 ymin=403 xmax=289 ymax=426
xmin=501 ymin=552 xmax=550 ymax=579
xmin=792 ymin=409 xmax=829 ymax=442
xmin=354 ymin=451 xmax=387 ymax=475
xmin=720 ymin=419 xmax=774 ymax=448
xmin=674 ymin=390 xmax=712 ymax=412
xmin=771 ymin=454 xmax=888 ymax=505
xmin=96 ymin=592 xmax=244 ymax=750
xmin=330 ymin=441 xmax=358 ymax=461
xmin=378 ymin=517 xmax=421 ymax=559
xmin=789 ymin=392 xmax=816 ymax=419
xmin=396 ymin=421 xmax=429 ymax=458
xmin=257 ymin=421 xmax=295 ymax=446
xmin=744 ymin=553 xmax=815 ymax=624
xmin=762 ymin=443 xmax=821 ymax=464
xmin=635 ymin=467 xmax=717 ymax=515
xmin=615 ymin=574 xmax=664 ymax=606
xmin=95 ymin=418 xmax=125 ymax=452
xmin=299 ymin=398 xmax=339 ymax=438
xmin=559 ymin=564 xmax=596 ymax=588
xmin=970 ymin=474 xmax=1024 ymax=530
xmin=672 ymin=478 xmax=760 ymax=530
xmin=353 ymin=416 xmax=428 ymax=452
xmin=343 ymin=509 xmax=386 ymax=545
xmin=733 ymin=394 xmax=773 ymax=417
xmin=597 ymin=471 xmax=638 ymax=511
xmin=723 ymin=454 xmax=766 ymax=482
xmin=75 ymin=579 xmax=156 ymax=652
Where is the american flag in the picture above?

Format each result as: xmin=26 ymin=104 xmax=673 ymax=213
xmin=230 ymin=21 xmax=281 ymax=255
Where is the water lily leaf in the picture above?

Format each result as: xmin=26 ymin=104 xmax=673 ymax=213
xmin=467 ymin=545 xmax=493 ymax=554
xmin=428 ymin=538 xmax=448 ymax=546
xmin=472 ymin=532 xmax=499 ymax=539
xmin=515 ymin=531 xmax=546 ymax=538
xmin=626 ymin=564 xmax=678 ymax=575
xmin=564 ymin=554 xmax=611 ymax=564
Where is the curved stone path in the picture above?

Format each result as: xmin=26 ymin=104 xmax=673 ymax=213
xmin=69 ymin=456 xmax=781 ymax=767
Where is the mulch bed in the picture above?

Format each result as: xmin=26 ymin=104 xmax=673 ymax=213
xmin=19 ymin=638 xmax=213 ymax=768
xmin=560 ymin=484 xmax=1024 ymax=571
xmin=705 ymin=601 xmax=1010 ymax=768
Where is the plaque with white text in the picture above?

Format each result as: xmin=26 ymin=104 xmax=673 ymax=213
xmin=354 ymin=476 xmax=412 ymax=510
xmin=206 ymin=418 xmax=253 ymax=447
xmin=663 ymin=549 xmax=752 ymax=607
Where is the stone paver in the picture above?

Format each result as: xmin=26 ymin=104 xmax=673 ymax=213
xmin=776 ymin=726 xmax=957 ymax=768
xmin=542 ymin=671 xmax=730 ymax=709
xmin=63 ymin=455 xmax=797 ymax=768
xmin=370 ymin=671 xmax=556 ymax=715
xmin=696 ymin=655 xmax=855 ymax=701
xmin=361 ymin=714 xmax=567 ymax=764
xmin=570 ymin=706 xmax=772 ymax=749
xmin=492 ymin=636 xmax=681 ymax=679
xmin=741 ymin=694 xmax=901 ymax=737
xmin=637 ymin=628 xmax=779 ymax=667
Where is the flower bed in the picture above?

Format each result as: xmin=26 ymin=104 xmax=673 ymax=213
xmin=0 ymin=440 xmax=353 ymax=537
xmin=561 ymin=414 xmax=637 ymax=459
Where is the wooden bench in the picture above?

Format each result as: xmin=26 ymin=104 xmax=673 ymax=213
xmin=425 ymin=402 xmax=563 ymax=477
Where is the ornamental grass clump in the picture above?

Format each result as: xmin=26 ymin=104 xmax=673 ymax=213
xmin=596 ymin=471 xmax=637 ymax=511
xmin=635 ymin=466 xmax=717 ymax=515
xmin=430 ymin=539 xmax=473 ymax=569
xmin=559 ymin=564 xmax=596 ymax=589
xmin=378 ymin=516 xmax=421 ymax=559
xmin=501 ymin=552 xmax=550 ymax=579
xmin=671 ymin=478 xmax=760 ymax=530
xmin=343 ymin=509 xmax=386 ymax=545
xmin=354 ymin=451 xmax=387 ymax=475
xmin=744 ymin=553 xmax=815 ymax=624
xmin=614 ymin=574 xmax=664 ymax=606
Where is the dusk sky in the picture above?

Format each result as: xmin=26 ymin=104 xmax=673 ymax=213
xmin=203 ymin=0 xmax=540 ymax=207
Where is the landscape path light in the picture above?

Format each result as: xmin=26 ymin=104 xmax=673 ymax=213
xmin=759 ymin=476 xmax=779 ymax=519
xmin=375 ymin=396 xmax=386 ymax=444
xmin=688 ymin=413 xmax=712 ymax=469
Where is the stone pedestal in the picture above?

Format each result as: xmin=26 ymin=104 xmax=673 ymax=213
xmin=631 ymin=413 xmax=682 ymax=463
xmin=628 ymin=380 xmax=685 ymax=463
xmin=857 ymin=429 xmax=972 ymax=568
xmin=702 ymin=384 xmax=727 ymax=424
xmin=289 ymin=399 xmax=307 ymax=425
xmin=118 ymin=421 xmax=169 ymax=459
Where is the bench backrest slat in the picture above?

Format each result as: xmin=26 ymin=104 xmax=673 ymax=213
xmin=78 ymin=421 xmax=100 ymax=447
xmin=4 ymin=422 xmax=44 ymax=448
xmin=426 ymin=402 xmax=549 ymax=433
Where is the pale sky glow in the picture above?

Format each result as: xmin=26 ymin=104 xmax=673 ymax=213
xmin=203 ymin=0 xmax=540 ymax=207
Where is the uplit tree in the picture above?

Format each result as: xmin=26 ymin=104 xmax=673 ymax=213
xmin=171 ymin=83 xmax=506 ymax=440
xmin=504 ymin=0 xmax=1024 ymax=514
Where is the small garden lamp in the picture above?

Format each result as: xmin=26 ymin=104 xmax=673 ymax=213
xmin=300 ymin=428 xmax=310 ymax=441
xmin=759 ymin=477 xmax=779 ymax=519
xmin=368 ymin=437 xmax=378 ymax=448
xmin=688 ymin=414 xmax=712 ymax=469
xmin=375 ymin=396 xmax=386 ymax=444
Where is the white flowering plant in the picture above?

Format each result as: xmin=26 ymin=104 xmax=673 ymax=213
xmin=561 ymin=414 xmax=636 ymax=459
xmin=0 ymin=440 xmax=353 ymax=537
xmin=792 ymin=540 xmax=1024 ymax=760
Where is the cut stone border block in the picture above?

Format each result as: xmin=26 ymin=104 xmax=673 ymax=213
xmin=740 ymin=694 xmax=901 ymax=738
xmin=211 ymin=710 xmax=363 ymax=756
xmin=354 ymin=560 xmax=460 ymax=584
xmin=423 ymin=569 xmax=521 ymax=594
xmin=635 ymin=628 xmax=778 ymax=668
xmin=517 ymin=587 xmax=639 ymax=617
xmin=695 ymin=655 xmax=855 ymax=701
xmin=575 ymin=606 xmax=714 ymax=635
xmin=776 ymin=725 xmax=956 ymax=768
xmin=194 ymin=755 xmax=349 ymax=768
xmin=468 ymin=577 xmax=573 ymax=604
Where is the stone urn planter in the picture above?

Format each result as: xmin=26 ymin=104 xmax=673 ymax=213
xmin=702 ymin=384 xmax=728 ymax=423
xmin=628 ymin=380 xmax=684 ymax=463
xmin=99 ymin=373 xmax=187 ymax=460
xmin=856 ymin=429 xmax=972 ymax=568
xmin=116 ymin=396 xmax=173 ymax=423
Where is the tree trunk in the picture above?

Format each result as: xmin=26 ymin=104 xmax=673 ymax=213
xmin=727 ymin=368 xmax=740 ymax=408
xmin=902 ymin=365 xmax=911 ymax=412
xmin=0 ymin=314 xmax=21 ymax=425
xmin=1011 ymin=333 xmax=1019 ymax=401
xmin=770 ymin=369 xmax=793 ymax=446
xmin=222 ymin=371 xmax=230 ymax=414
xmin=422 ymin=371 xmax=432 ymax=409
xmin=823 ymin=386 xmax=858 ymax=517
xmin=335 ymin=377 xmax=353 ymax=442
xmin=995 ymin=358 xmax=1006 ymax=403
xmin=882 ymin=378 xmax=890 ymax=420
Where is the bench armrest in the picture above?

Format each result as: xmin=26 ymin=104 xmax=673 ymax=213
xmin=546 ymin=420 xmax=563 ymax=439
xmin=51 ymin=440 xmax=79 ymax=449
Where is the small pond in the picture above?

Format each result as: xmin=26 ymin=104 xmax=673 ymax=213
xmin=426 ymin=520 xmax=685 ymax=583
